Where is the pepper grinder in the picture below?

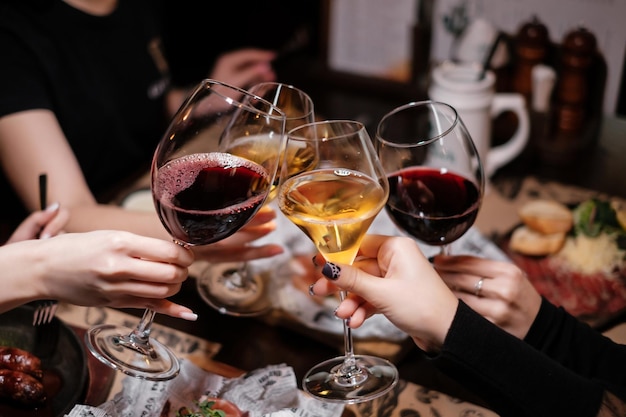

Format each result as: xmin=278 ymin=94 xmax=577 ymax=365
xmin=553 ymin=26 xmax=597 ymax=133
xmin=511 ymin=16 xmax=550 ymax=104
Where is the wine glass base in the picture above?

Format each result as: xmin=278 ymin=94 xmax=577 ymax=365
xmin=85 ymin=323 xmax=180 ymax=381
xmin=197 ymin=262 xmax=272 ymax=317
xmin=303 ymin=355 xmax=398 ymax=404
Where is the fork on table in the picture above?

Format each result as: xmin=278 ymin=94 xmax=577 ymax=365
xmin=32 ymin=173 xmax=59 ymax=326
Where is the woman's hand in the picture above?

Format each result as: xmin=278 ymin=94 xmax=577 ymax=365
xmin=434 ymin=255 xmax=542 ymax=339
xmin=166 ymin=48 xmax=276 ymax=119
xmin=5 ymin=203 xmax=69 ymax=243
xmin=190 ymin=205 xmax=284 ymax=263
xmin=209 ymin=48 xmax=276 ymax=90
xmin=1 ymin=230 xmax=196 ymax=318
xmin=309 ymin=235 xmax=459 ymax=352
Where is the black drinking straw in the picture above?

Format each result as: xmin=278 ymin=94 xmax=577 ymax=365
xmin=39 ymin=173 xmax=47 ymax=210
xmin=478 ymin=31 xmax=505 ymax=80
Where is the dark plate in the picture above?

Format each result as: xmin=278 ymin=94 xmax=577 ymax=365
xmin=0 ymin=305 xmax=88 ymax=417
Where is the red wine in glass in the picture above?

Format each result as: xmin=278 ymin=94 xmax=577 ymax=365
xmin=386 ymin=167 xmax=481 ymax=246
xmin=376 ymin=100 xmax=484 ymax=253
xmin=154 ymin=153 xmax=270 ymax=246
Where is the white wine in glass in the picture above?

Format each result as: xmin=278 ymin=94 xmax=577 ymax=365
xmin=277 ymin=120 xmax=398 ymax=403
xmin=198 ymin=82 xmax=315 ymax=317
xmin=85 ymin=79 xmax=286 ymax=381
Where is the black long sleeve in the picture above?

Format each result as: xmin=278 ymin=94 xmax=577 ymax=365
xmin=524 ymin=297 xmax=626 ymax=399
xmin=429 ymin=301 xmax=606 ymax=417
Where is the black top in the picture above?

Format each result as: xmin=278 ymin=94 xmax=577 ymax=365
xmin=0 ymin=0 xmax=169 ymax=229
xmin=432 ymin=298 xmax=626 ymax=417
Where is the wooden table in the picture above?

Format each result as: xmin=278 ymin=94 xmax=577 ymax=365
xmin=59 ymin=303 xmax=498 ymax=416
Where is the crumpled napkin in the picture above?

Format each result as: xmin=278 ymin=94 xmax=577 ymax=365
xmin=66 ymin=360 xmax=343 ymax=417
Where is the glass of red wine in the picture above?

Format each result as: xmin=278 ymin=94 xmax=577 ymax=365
xmin=375 ymin=100 xmax=484 ymax=254
xmin=85 ymin=79 xmax=286 ymax=381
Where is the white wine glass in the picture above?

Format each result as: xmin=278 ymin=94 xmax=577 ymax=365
xmin=198 ymin=81 xmax=315 ymax=317
xmin=85 ymin=79 xmax=286 ymax=380
xmin=376 ymin=100 xmax=484 ymax=255
xmin=277 ymin=120 xmax=398 ymax=403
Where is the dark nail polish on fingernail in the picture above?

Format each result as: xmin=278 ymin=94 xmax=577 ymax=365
xmin=308 ymin=284 xmax=315 ymax=296
xmin=427 ymin=256 xmax=435 ymax=264
xmin=321 ymin=262 xmax=340 ymax=280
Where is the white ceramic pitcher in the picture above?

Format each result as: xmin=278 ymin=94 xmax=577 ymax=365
xmin=428 ymin=61 xmax=529 ymax=178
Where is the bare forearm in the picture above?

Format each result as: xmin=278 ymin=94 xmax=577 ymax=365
xmin=0 ymin=241 xmax=47 ymax=313
xmin=64 ymin=204 xmax=170 ymax=241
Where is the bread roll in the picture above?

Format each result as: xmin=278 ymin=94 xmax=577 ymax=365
xmin=509 ymin=225 xmax=566 ymax=256
xmin=518 ymin=200 xmax=573 ymax=234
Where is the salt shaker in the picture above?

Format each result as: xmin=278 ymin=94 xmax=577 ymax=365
xmin=531 ymin=64 xmax=557 ymax=140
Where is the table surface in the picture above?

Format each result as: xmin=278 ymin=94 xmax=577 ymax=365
xmin=121 ymin=277 xmax=490 ymax=407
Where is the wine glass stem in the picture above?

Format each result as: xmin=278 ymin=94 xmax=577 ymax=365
xmin=339 ymin=290 xmax=358 ymax=372
xmin=226 ymin=263 xmax=248 ymax=288
xmin=440 ymin=244 xmax=450 ymax=256
xmin=116 ymin=308 xmax=159 ymax=359
xmin=134 ymin=308 xmax=156 ymax=341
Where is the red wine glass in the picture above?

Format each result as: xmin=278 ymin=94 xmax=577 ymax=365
xmin=85 ymin=79 xmax=286 ymax=380
xmin=376 ymin=100 xmax=484 ymax=254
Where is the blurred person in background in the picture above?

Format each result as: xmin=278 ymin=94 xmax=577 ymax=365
xmin=159 ymin=0 xmax=321 ymax=89
xmin=0 ymin=0 xmax=283 ymax=264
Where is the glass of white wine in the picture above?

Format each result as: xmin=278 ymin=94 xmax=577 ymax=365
xmin=276 ymin=120 xmax=398 ymax=403
xmin=197 ymin=82 xmax=315 ymax=317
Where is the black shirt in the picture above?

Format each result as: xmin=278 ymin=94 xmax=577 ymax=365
xmin=0 ymin=0 xmax=169 ymax=231
xmin=432 ymin=299 xmax=626 ymax=417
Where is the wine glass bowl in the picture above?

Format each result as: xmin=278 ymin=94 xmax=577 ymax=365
xmin=198 ymin=82 xmax=315 ymax=317
xmin=249 ymin=82 xmax=315 ymax=128
xmin=277 ymin=120 xmax=398 ymax=403
xmin=85 ymin=79 xmax=286 ymax=380
xmin=376 ymin=100 xmax=484 ymax=252
xmin=249 ymin=81 xmax=316 ymax=201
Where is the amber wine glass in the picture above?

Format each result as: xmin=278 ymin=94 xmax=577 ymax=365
xmin=85 ymin=79 xmax=286 ymax=380
xmin=197 ymin=82 xmax=315 ymax=316
xmin=277 ymin=120 xmax=398 ymax=403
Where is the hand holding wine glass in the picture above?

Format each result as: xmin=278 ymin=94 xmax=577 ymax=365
xmin=85 ymin=79 xmax=286 ymax=380
xmin=198 ymin=81 xmax=315 ymax=316
xmin=375 ymin=100 xmax=484 ymax=254
xmin=277 ymin=120 xmax=398 ymax=403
